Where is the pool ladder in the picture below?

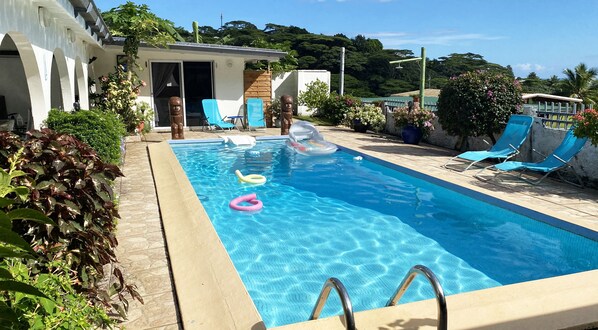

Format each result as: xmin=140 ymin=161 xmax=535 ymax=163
xmin=309 ymin=264 xmax=447 ymax=330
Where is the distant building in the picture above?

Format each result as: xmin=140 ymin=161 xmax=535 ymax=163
xmin=522 ymin=93 xmax=582 ymax=104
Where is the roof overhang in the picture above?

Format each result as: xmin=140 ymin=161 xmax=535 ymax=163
xmin=32 ymin=0 xmax=111 ymax=47
xmin=107 ymin=37 xmax=287 ymax=62
xmin=522 ymin=93 xmax=583 ymax=103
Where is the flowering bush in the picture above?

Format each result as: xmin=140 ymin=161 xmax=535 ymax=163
xmin=92 ymin=66 xmax=147 ymax=133
xmin=316 ymin=92 xmax=362 ymax=125
xmin=572 ymin=108 xmax=598 ymax=146
xmin=345 ymin=103 xmax=386 ymax=132
xmin=437 ymin=70 xmax=522 ymax=149
xmin=393 ymin=106 xmax=436 ymax=137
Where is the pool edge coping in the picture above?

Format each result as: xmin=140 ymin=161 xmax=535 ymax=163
xmin=151 ymin=139 xmax=598 ymax=329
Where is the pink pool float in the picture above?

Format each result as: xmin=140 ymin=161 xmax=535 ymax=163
xmin=229 ymin=193 xmax=263 ymax=212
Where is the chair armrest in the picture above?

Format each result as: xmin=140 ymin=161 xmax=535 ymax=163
xmin=551 ymin=154 xmax=568 ymax=165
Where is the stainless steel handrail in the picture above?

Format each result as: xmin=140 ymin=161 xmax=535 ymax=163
xmin=386 ymin=265 xmax=448 ymax=330
xmin=309 ymin=277 xmax=356 ymax=330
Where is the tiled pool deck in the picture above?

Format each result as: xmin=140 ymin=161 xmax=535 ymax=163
xmin=115 ymin=126 xmax=598 ymax=329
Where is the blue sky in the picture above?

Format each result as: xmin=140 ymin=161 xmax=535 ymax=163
xmin=95 ymin=0 xmax=598 ymax=79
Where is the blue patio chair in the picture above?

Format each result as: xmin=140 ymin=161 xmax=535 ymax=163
xmin=202 ymin=99 xmax=235 ymax=130
xmin=475 ymin=128 xmax=588 ymax=186
xmin=443 ymin=115 xmax=534 ymax=171
xmin=246 ymin=98 xmax=266 ymax=130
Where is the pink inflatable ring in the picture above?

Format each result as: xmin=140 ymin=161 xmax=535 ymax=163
xmin=229 ymin=193 xmax=263 ymax=212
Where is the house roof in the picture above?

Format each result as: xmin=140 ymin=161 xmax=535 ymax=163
xmin=69 ymin=0 xmax=111 ymax=42
xmin=108 ymin=37 xmax=287 ymax=62
xmin=391 ymin=89 xmax=441 ymax=97
xmin=522 ymin=93 xmax=583 ymax=103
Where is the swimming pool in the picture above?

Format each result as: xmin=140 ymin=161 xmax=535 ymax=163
xmin=171 ymin=138 xmax=598 ymax=328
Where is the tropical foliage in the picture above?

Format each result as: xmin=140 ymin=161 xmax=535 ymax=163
xmin=436 ymin=70 xmax=523 ymax=149
xmin=0 ymin=149 xmax=114 ymax=328
xmin=102 ymin=1 xmax=182 ymax=79
xmin=572 ymin=108 xmax=598 ymax=146
xmin=0 ymin=130 xmax=141 ymax=319
xmin=561 ymin=63 xmax=598 ymax=104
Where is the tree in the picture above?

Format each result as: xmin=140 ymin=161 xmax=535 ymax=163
xmin=562 ymin=63 xmax=598 ymax=104
xmin=102 ymin=1 xmax=182 ymax=80
xmin=520 ymin=72 xmax=555 ymax=94
xmin=436 ymin=70 xmax=523 ymax=150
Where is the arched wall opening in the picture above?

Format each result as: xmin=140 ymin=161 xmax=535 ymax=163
xmin=0 ymin=33 xmax=33 ymax=130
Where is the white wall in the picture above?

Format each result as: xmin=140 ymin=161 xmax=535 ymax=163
xmin=272 ymin=70 xmax=331 ymax=115
xmin=0 ymin=0 xmax=99 ymax=128
xmin=96 ymin=46 xmax=248 ymax=125
xmin=272 ymin=71 xmax=296 ymax=103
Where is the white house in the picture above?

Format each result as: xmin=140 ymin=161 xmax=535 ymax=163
xmin=0 ymin=0 xmax=285 ymax=131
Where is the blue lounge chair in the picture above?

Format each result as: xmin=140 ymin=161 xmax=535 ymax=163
xmin=443 ymin=115 xmax=533 ymax=171
xmin=202 ymin=99 xmax=236 ymax=130
xmin=246 ymin=98 xmax=266 ymax=130
xmin=475 ymin=128 xmax=588 ymax=186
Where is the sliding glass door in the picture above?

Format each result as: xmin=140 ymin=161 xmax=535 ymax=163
xmin=151 ymin=61 xmax=213 ymax=128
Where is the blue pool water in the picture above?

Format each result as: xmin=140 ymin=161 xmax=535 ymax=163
xmin=171 ymin=139 xmax=598 ymax=328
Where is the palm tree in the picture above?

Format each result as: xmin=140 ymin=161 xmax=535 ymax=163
xmin=562 ymin=63 xmax=598 ymax=105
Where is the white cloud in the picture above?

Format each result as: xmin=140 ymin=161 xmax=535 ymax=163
xmin=514 ymin=63 xmax=546 ymax=73
xmin=366 ymin=31 xmax=505 ymax=47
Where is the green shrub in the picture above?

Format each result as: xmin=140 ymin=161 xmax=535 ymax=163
xmin=0 ymin=153 xmax=111 ymax=328
xmin=298 ymin=79 xmax=329 ymax=112
xmin=2 ymin=259 xmax=114 ymax=329
xmin=0 ymin=130 xmax=141 ymax=318
xmin=45 ymin=109 xmax=125 ymax=164
xmin=317 ymin=92 xmax=362 ymax=125
xmin=436 ymin=70 xmax=523 ymax=149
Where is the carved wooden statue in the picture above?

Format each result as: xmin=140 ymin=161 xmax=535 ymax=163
xmin=169 ymin=96 xmax=184 ymax=140
xmin=280 ymin=95 xmax=294 ymax=135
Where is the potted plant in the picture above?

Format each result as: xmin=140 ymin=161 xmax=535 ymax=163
xmin=344 ymin=103 xmax=385 ymax=133
xmin=134 ymin=101 xmax=154 ymax=135
xmin=572 ymin=108 xmax=598 ymax=146
xmin=267 ymin=99 xmax=281 ymax=127
xmin=393 ymin=106 xmax=435 ymax=144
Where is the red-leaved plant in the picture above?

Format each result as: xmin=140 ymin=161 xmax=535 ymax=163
xmin=0 ymin=129 xmax=142 ymax=318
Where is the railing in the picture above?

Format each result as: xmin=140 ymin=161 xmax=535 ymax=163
xmin=309 ymin=277 xmax=355 ymax=330
xmin=361 ymin=97 xmax=438 ymax=112
xmin=530 ymin=102 xmax=590 ymax=130
xmin=387 ymin=265 xmax=448 ymax=330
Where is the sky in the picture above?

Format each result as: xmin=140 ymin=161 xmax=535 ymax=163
xmin=94 ymin=0 xmax=598 ymax=79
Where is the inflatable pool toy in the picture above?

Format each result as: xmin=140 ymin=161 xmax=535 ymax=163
xmin=235 ymin=169 xmax=267 ymax=184
xmin=229 ymin=193 xmax=263 ymax=212
xmin=221 ymin=135 xmax=256 ymax=146
xmin=286 ymin=121 xmax=337 ymax=156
